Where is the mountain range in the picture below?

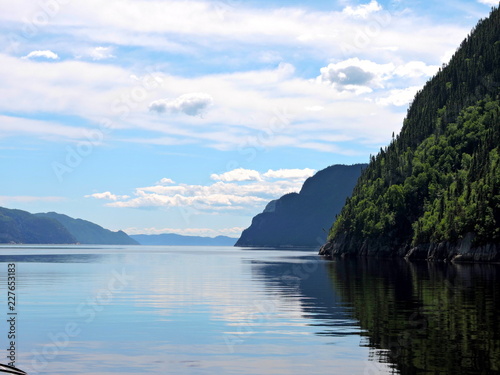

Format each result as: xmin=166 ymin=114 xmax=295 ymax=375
xmin=0 ymin=206 xmax=237 ymax=246
xmin=0 ymin=207 xmax=137 ymax=245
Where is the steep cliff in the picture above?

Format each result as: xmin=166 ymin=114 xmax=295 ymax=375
xmin=236 ymin=164 xmax=366 ymax=247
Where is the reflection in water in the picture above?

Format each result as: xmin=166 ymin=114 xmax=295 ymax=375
xmin=250 ymin=257 xmax=360 ymax=334
xmin=325 ymin=259 xmax=500 ymax=375
xmin=0 ymin=254 xmax=110 ymax=263
xmin=1 ymin=246 xmax=498 ymax=375
xmin=252 ymin=257 xmax=500 ymax=374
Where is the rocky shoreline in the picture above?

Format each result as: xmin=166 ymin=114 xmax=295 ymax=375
xmin=319 ymin=232 xmax=500 ymax=263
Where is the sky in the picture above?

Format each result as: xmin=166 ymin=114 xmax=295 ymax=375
xmin=0 ymin=0 xmax=497 ymax=238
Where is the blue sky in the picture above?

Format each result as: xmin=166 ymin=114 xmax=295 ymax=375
xmin=0 ymin=0 xmax=497 ymax=238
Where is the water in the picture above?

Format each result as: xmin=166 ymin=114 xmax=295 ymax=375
xmin=0 ymin=245 xmax=498 ymax=375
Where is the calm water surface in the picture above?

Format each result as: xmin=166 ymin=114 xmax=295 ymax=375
xmin=0 ymin=245 xmax=498 ymax=375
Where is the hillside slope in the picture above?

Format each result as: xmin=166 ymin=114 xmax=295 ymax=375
xmin=236 ymin=164 xmax=366 ymax=247
xmin=36 ymin=212 xmax=138 ymax=245
xmin=320 ymin=8 xmax=500 ymax=262
xmin=0 ymin=207 xmax=76 ymax=244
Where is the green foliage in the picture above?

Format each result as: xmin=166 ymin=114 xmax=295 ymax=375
xmin=329 ymin=7 xmax=500 ymax=251
xmin=327 ymin=260 xmax=500 ymax=374
xmin=411 ymin=100 xmax=500 ymax=245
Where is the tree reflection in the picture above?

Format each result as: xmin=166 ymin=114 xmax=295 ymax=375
xmin=252 ymin=255 xmax=500 ymax=374
xmin=326 ymin=259 xmax=500 ymax=375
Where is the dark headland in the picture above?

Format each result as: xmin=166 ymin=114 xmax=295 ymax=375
xmin=236 ymin=164 xmax=366 ymax=248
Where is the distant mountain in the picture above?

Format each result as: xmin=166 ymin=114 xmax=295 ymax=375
xmin=321 ymin=7 xmax=500 ymax=261
xmin=0 ymin=207 xmax=75 ymax=244
xmin=131 ymin=233 xmax=237 ymax=246
xmin=36 ymin=212 xmax=138 ymax=245
xmin=235 ymin=164 xmax=366 ymax=248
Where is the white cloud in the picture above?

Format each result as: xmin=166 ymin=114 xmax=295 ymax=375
xmin=84 ymin=192 xmax=130 ymax=201
xmin=156 ymin=178 xmax=175 ymax=185
xmin=0 ymin=53 xmax=433 ymax=156
xmin=394 ymin=61 xmax=440 ymax=78
xmin=22 ymin=50 xmax=59 ymax=60
xmin=149 ymin=93 xmax=214 ymax=116
xmin=263 ymin=168 xmax=316 ymax=180
xmin=1 ymin=0 xmax=470 ymax=62
xmin=258 ymin=51 xmax=283 ymax=63
xmin=440 ymin=49 xmax=456 ymax=64
xmin=305 ymin=105 xmax=324 ymax=112
xmin=86 ymin=168 xmax=316 ymax=211
xmin=342 ymin=0 xmax=382 ymax=18
xmin=211 ymin=168 xmax=263 ymax=182
xmin=0 ymin=54 xmax=132 ymax=119
xmin=0 ymin=3 xmax=471 ymax=156
xmin=0 ymin=115 xmax=93 ymax=141
xmin=211 ymin=167 xmax=316 ymax=183
xmin=317 ymin=58 xmax=394 ymax=92
xmin=108 ymin=191 xmax=267 ymax=210
xmin=377 ymin=86 xmax=421 ymax=106
xmin=316 ymin=58 xmax=439 ymax=98
xmin=90 ymin=46 xmax=115 ymax=60
xmin=477 ymin=0 xmax=498 ymax=6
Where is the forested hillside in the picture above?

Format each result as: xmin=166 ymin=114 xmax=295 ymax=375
xmin=320 ymin=7 xmax=500 ymax=261
xmin=36 ymin=212 xmax=138 ymax=245
xmin=0 ymin=207 xmax=137 ymax=245
xmin=0 ymin=207 xmax=75 ymax=244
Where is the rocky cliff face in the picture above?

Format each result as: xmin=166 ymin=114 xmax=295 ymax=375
xmin=320 ymin=233 xmax=500 ymax=262
xmin=235 ymin=164 xmax=366 ymax=247
xmin=405 ymin=233 xmax=500 ymax=262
